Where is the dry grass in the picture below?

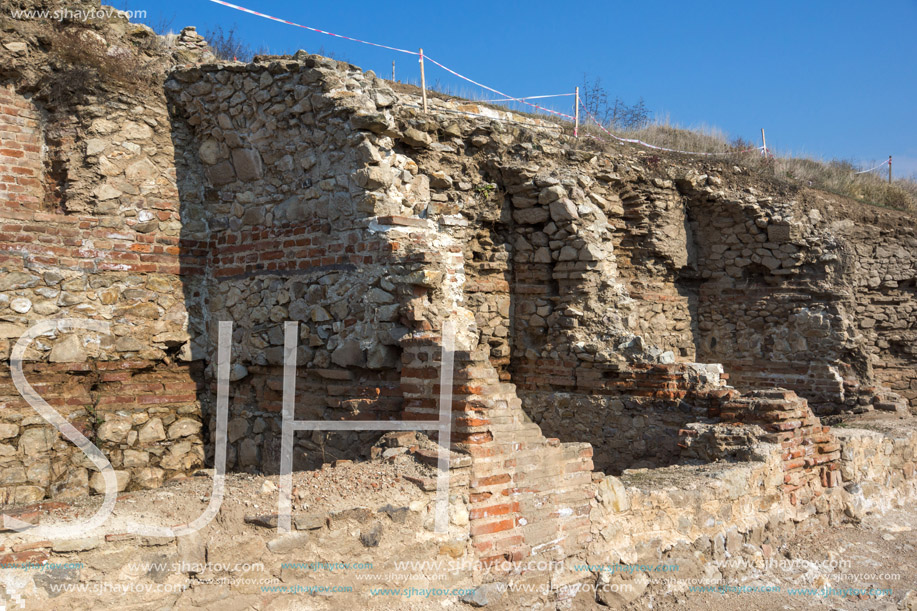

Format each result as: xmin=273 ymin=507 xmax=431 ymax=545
xmin=385 ymin=70 xmax=916 ymax=214
xmin=581 ymin=117 xmax=917 ymax=213
xmin=42 ymin=24 xmax=165 ymax=105
xmin=766 ymin=157 xmax=916 ymax=211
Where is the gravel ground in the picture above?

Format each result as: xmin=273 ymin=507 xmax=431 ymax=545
xmin=641 ymin=506 xmax=917 ymax=611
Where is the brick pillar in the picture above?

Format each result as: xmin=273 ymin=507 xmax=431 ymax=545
xmin=400 ymin=331 xmax=595 ymax=571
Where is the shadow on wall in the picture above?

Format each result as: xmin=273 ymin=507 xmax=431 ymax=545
xmin=432 ymin=158 xmax=721 ymax=474
xmin=682 ymin=190 xmax=863 ymax=415
xmin=169 ymin=61 xmax=408 ymax=476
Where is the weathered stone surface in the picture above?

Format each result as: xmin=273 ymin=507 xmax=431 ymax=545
xmin=52 ymin=537 xmax=103 ymax=553
xmin=33 ymin=565 xmax=81 ymax=596
xmin=93 ymin=183 xmax=121 ymax=200
xmin=98 ymin=418 xmax=132 ymax=443
xmin=19 ymin=428 xmax=56 ymax=455
xmin=354 ymin=166 xmax=392 ymax=190
xmin=207 ymin=160 xmax=236 ymax=185
xmin=596 ymin=475 xmax=630 ymax=512
xmin=3 ymin=29 xmax=917 ymax=605
xmin=294 ymin=512 xmax=327 ymax=530
xmin=134 ymin=467 xmax=165 ymax=489
xmin=114 ymin=336 xmax=145 ymax=352
xmin=331 ymin=340 xmax=363 ymax=367
xmin=539 ymin=184 xmax=566 ymax=204
xmin=513 ymin=207 xmax=550 ymax=224
xmin=199 ymin=138 xmax=221 ymax=165
xmin=266 ymin=532 xmax=309 ymax=553
xmin=48 ymin=335 xmax=86 ymax=362
xmin=0 ymin=272 xmax=39 ymax=291
xmin=549 ymin=198 xmax=578 ymax=222
xmin=351 ymin=112 xmax=391 ymax=133
xmin=402 ymin=128 xmax=431 ymax=148
xmin=359 ymin=523 xmax=383 ymax=547
xmin=168 ymin=418 xmax=202 ymax=439
xmin=597 ymin=574 xmax=649 ymax=607
xmin=124 ymin=158 xmax=158 ymax=182
xmin=244 ymin=514 xmax=278 ymax=528
xmin=231 ymin=148 xmax=263 ymax=181
xmin=10 ymin=297 xmax=32 ymax=313
xmin=138 ymin=419 xmax=167 ymax=444
xmin=461 ymin=583 xmax=505 ymax=607
xmin=123 ymin=449 xmax=150 ymax=467
xmin=238 ymin=438 xmax=259 ymax=467
xmin=89 ymin=469 xmax=130 ymax=493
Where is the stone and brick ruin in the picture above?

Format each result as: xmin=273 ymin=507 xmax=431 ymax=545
xmin=1 ymin=3 xmax=916 ymax=608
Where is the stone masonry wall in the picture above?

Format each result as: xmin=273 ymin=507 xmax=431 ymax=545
xmin=0 ymin=12 xmax=208 ymax=502
xmin=687 ymin=194 xmax=859 ymax=412
xmin=521 ymin=363 xmax=727 ymax=473
xmin=681 ymin=175 xmax=917 ymax=415
xmin=608 ymin=174 xmax=697 ymax=360
xmin=0 ymin=361 xmax=203 ymax=503
xmin=167 ymin=56 xmax=451 ymax=468
xmin=168 ymin=55 xmax=610 ymax=580
xmin=381 ymin=117 xmax=731 ymax=474
xmin=587 ymin=419 xmax=917 ymax=605
xmin=1 ymin=13 xmax=915 ymax=595
xmin=709 ymin=388 xmax=841 ymax=504
xmin=842 ymin=220 xmax=917 ymax=410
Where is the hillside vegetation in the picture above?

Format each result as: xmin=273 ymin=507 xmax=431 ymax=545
xmin=598 ymin=121 xmax=917 ymax=213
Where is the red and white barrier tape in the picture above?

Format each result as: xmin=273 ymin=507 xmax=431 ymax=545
xmin=207 ymin=0 xmax=576 ymax=120
xmin=854 ymin=159 xmax=890 ymax=174
xmin=421 ymin=55 xmax=576 ymax=121
xmin=481 ymin=93 xmax=575 ymax=103
xmin=580 ymin=105 xmax=762 ymax=156
xmin=206 ymin=0 xmax=419 ymax=55
xmin=205 ymin=0 xmax=799 ymax=159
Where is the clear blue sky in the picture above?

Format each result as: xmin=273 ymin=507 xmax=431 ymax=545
xmin=116 ymin=0 xmax=917 ymax=178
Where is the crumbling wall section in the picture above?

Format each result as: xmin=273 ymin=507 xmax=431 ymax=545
xmin=607 ymin=174 xmax=697 ymax=359
xmin=676 ymin=176 xmax=871 ymax=413
xmin=2 ymin=15 xmax=915 ymax=597
xmin=840 ymin=220 xmax=917 ymax=411
xmin=521 ymin=363 xmax=727 ymax=473
xmin=683 ymin=388 xmax=841 ymax=505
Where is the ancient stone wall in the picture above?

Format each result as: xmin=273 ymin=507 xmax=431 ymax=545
xmin=680 ymin=185 xmax=856 ymax=411
xmin=682 ymin=388 xmax=841 ymax=504
xmin=165 ymin=56 xmax=608 ymax=577
xmin=0 ymin=361 xmax=203 ymax=503
xmin=835 ymin=424 xmax=917 ymax=511
xmin=621 ymin=170 xmax=917 ymax=415
xmin=1 ymin=11 xmax=916 ymax=599
xmin=2 ymin=416 xmax=912 ymax=609
xmin=166 ymin=56 xmax=472 ymax=469
xmin=842 ymin=221 xmax=917 ymax=410
xmin=0 ymin=13 xmax=206 ymax=502
xmin=521 ymin=363 xmax=726 ymax=473
xmin=606 ymin=175 xmax=697 ymax=359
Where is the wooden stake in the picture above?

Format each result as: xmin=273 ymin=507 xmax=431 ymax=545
xmin=889 ymin=155 xmax=893 ymax=184
xmin=761 ymin=128 xmax=767 ymax=158
xmin=419 ymin=48 xmax=427 ymax=113
xmin=392 ymin=60 xmax=395 ymax=82
xmin=574 ymin=86 xmax=580 ymax=138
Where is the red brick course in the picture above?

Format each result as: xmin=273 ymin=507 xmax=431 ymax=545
xmin=0 ymin=85 xmax=42 ymax=210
